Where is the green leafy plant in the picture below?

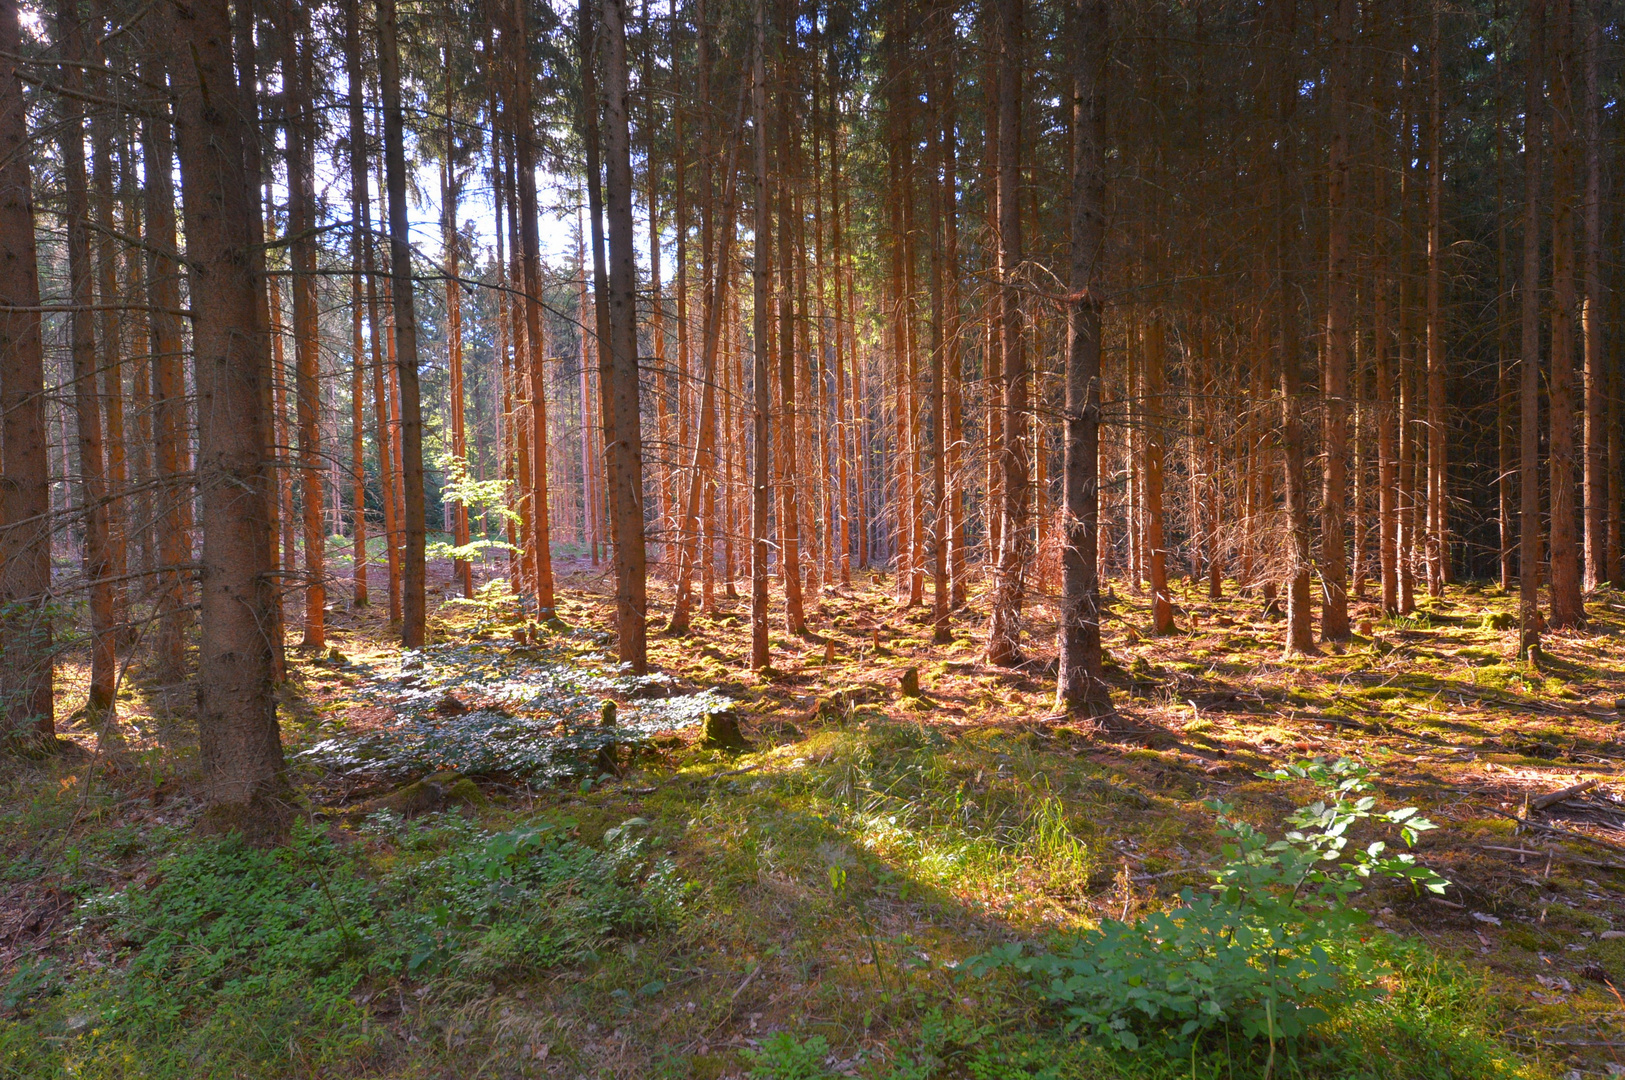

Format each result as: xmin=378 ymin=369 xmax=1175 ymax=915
xmin=742 ymin=1032 xmax=833 ymax=1080
xmin=963 ymin=759 xmax=1449 ymax=1059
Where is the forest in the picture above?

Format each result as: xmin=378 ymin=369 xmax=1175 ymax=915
xmin=3 ymin=0 xmax=1625 ymax=1074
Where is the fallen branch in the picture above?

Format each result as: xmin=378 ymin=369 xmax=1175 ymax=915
xmin=1529 ymin=777 xmax=1601 ymax=812
xmin=1475 ymin=842 xmax=1625 ymax=872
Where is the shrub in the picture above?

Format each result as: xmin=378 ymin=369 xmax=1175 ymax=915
xmin=962 ymin=759 xmax=1449 ymax=1057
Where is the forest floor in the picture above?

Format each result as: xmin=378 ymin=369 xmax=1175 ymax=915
xmin=3 ymin=544 xmax=1625 ymax=1078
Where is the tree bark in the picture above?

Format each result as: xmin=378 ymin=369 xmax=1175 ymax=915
xmin=282 ymin=0 xmax=324 ymax=648
xmin=59 ymin=8 xmax=116 ymax=729
xmin=601 ymin=0 xmax=649 ymax=671
xmin=1580 ymin=0 xmax=1605 ymax=589
xmin=171 ymin=0 xmax=287 ymax=831
xmin=1521 ymin=0 xmax=1546 ymax=654
xmin=750 ymin=0 xmax=772 ymax=669
xmin=0 ymin=0 xmax=53 ymax=739
xmin=379 ymin=0 xmax=428 ymax=646
xmin=516 ymin=0 xmax=557 ymax=614
xmin=345 ymin=0 xmax=370 ymax=608
xmin=1056 ymin=0 xmax=1109 ymax=714
xmin=1547 ymin=0 xmax=1584 ymax=628
xmin=1320 ymin=0 xmax=1354 ymax=641
xmin=984 ymin=0 xmax=1029 ymax=667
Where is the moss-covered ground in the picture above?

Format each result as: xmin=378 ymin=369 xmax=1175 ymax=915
xmin=3 ymin=549 xmax=1623 ymax=1078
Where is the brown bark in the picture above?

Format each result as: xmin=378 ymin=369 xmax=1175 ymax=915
xmin=282 ymin=0 xmax=324 ymax=648
xmin=1548 ymin=0 xmax=1584 ymax=628
xmin=1521 ymin=0 xmax=1545 ymax=655
xmin=1320 ymin=0 xmax=1354 ymax=641
xmin=750 ymin=0 xmax=772 ymax=669
xmin=601 ymin=0 xmax=649 ymax=671
xmin=1580 ymin=0 xmax=1605 ymax=589
xmin=1273 ymin=0 xmax=1315 ymax=655
xmin=443 ymin=69 xmax=472 ymax=601
xmin=172 ymin=0 xmax=287 ymax=828
xmin=345 ymin=0 xmax=370 ymax=608
xmin=984 ymin=0 xmax=1029 ymax=667
xmin=516 ymin=0 xmax=557 ymax=614
xmin=380 ymin=0 xmax=428 ymax=646
xmin=1057 ymin=0 xmax=1109 ymax=715
xmin=775 ymin=86 xmax=806 ymax=636
xmin=1424 ymin=3 xmax=1446 ymax=596
xmin=0 ymin=0 xmax=53 ymax=738
xmin=59 ymin=10 xmax=116 ymax=727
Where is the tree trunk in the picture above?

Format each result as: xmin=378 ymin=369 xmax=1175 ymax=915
xmin=1320 ymin=0 xmax=1354 ymax=641
xmin=1057 ymin=0 xmax=1109 ymax=714
xmin=1580 ymin=0 xmax=1605 ymax=589
xmin=59 ymin=12 xmax=116 ymax=730
xmin=1273 ymin=0 xmax=1315 ymax=655
xmin=0 ymin=0 xmax=53 ymax=739
xmin=282 ymin=1 xmax=325 ymax=649
xmin=345 ymin=0 xmax=370 ymax=608
xmin=1547 ymin=0 xmax=1584 ymax=628
xmin=775 ymin=101 xmax=806 ymax=635
xmin=516 ymin=0 xmax=557 ymax=614
xmin=443 ymin=69 xmax=472 ymax=600
xmin=984 ymin=0 xmax=1029 ymax=667
xmin=1424 ymin=3 xmax=1447 ymax=596
xmin=601 ymin=0 xmax=649 ymax=671
xmin=379 ymin=0 xmax=428 ymax=646
xmin=172 ymin=0 xmax=287 ymax=832
xmin=1521 ymin=0 xmax=1546 ymax=655
xmin=750 ymin=0 xmax=773 ymax=669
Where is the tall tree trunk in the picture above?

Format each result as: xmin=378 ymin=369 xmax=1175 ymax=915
xmin=1273 ymin=0 xmax=1315 ymax=654
xmin=172 ymin=0 xmax=287 ymax=832
xmin=1494 ymin=6 xmax=1515 ymax=593
xmin=1144 ymin=322 xmax=1172 ymax=633
xmin=345 ymin=0 xmax=370 ymax=608
xmin=1521 ymin=0 xmax=1546 ymax=655
xmin=443 ymin=67 xmax=473 ymax=600
xmin=59 ymin=10 xmax=116 ymax=730
xmin=379 ymin=0 xmax=428 ymax=646
xmin=601 ymin=0 xmax=649 ymax=671
xmin=517 ymin=0 xmax=557 ymax=614
xmin=1580 ymin=0 xmax=1605 ymax=589
xmin=141 ymin=49 xmax=192 ymax=677
xmin=1547 ymin=0 xmax=1584 ymax=628
xmin=282 ymin=1 xmax=325 ymax=648
xmin=1057 ymin=0 xmax=1108 ymax=714
xmin=1424 ymin=3 xmax=1447 ymax=596
xmin=984 ymin=0 xmax=1029 ymax=667
xmin=89 ymin=106 xmax=128 ymax=648
xmin=750 ymin=0 xmax=772 ymax=669
xmin=0 ymin=0 xmax=53 ymax=739
xmin=1320 ymin=0 xmax=1354 ymax=640
xmin=775 ymin=91 xmax=806 ymax=635
xmin=927 ymin=10 xmax=950 ymax=645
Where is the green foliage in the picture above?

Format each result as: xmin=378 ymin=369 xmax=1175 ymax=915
xmin=963 ymin=760 xmax=1449 ymax=1056
xmin=47 ymin=814 xmax=685 ymax=1075
xmin=742 ymin=1032 xmax=833 ymax=1080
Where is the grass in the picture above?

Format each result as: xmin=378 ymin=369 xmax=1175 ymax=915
xmin=4 ymin=560 xmax=1624 ymax=1077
